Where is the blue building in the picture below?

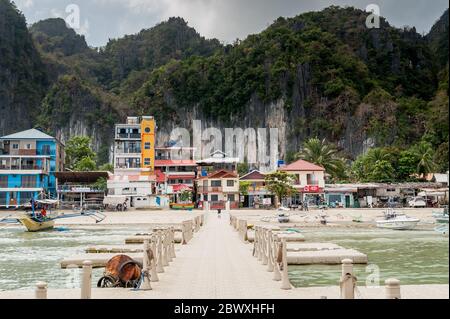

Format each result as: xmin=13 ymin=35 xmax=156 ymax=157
xmin=0 ymin=129 xmax=65 ymax=208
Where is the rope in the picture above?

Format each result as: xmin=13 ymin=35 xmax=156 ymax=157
xmin=339 ymin=273 xmax=363 ymax=299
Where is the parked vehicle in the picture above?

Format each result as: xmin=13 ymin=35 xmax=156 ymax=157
xmin=408 ymin=197 xmax=427 ymax=208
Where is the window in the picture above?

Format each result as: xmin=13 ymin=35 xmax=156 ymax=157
xmin=144 ymin=142 xmax=151 ymax=150
xmin=228 ymin=194 xmax=236 ymax=202
xmin=21 ymin=176 xmax=36 ymax=188
xmin=144 ymin=158 xmax=151 ymax=166
xmin=41 ymin=145 xmax=51 ymax=155
xmin=26 ymin=144 xmax=32 ymax=150
xmin=387 ymin=189 xmax=396 ymax=192
xmin=211 ymin=180 xmax=222 ymax=187
xmin=211 ymin=195 xmax=219 ymax=202
xmin=307 ymin=174 xmax=318 ymax=185
xmin=0 ymin=176 xmax=8 ymax=188
xmin=145 ymin=127 xmax=151 ymax=133
xmin=12 ymin=144 xmax=19 ymax=149
xmin=227 ymin=180 xmax=235 ymax=187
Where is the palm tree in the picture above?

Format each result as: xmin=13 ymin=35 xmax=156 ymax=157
xmin=365 ymin=148 xmax=390 ymax=164
xmin=297 ymin=138 xmax=347 ymax=181
xmin=414 ymin=142 xmax=437 ymax=177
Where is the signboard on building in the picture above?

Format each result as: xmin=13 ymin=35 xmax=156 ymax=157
xmin=262 ymin=198 xmax=272 ymax=205
xmin=304 ymin=186 xmax=321 ymax=193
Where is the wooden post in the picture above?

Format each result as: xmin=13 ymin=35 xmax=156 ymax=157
xmin=280 ymin=238 xmax=292 ymax=290
xmin=81 ymin=260 xmax=92 ymax=299
xmin=150 ymin=235 xmax=159 ymax=282
xmin=385 ymin=279 xmax=401 ymax=299
xmin=140 ymin=239 xmax=152 ymax=290
xmin=35 ymin=282 xmax=47 ymax=299
xmin=340 ymin=259 xmax=355 ymax=299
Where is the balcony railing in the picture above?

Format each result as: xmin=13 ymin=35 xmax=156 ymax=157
xmin=116 ymin=133 xmax=141 ymax=139
xmin=116 ymin=148 xmax=142 ymax=154
xmin=198 ymin=186 xmax=223 ymax=193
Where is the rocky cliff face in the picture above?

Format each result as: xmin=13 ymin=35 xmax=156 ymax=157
xmin=0 ymin=0 xmax=48 ymax=136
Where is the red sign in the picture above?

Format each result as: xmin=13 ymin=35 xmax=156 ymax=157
xmin=304 ymin=185 xmax=321 ymax=193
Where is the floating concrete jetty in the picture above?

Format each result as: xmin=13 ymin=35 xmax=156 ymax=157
xmin=287 ymin=249 xmax=368 ymax=265
xmin=85 ymin=245 xmax=147 ymax=254
xmin=286 ymin=243 xmax=342 ymax=252
xmin=247 ymin=230 xmax=305 ymax=243
xmin=126 ymin=233 xmax=183 ymax=244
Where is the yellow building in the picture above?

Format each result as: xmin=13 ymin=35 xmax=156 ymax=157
xmin=140 ymin=116 xmax=156 ymax=175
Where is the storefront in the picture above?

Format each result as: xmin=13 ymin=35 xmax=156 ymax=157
xmin=325 ymin=186 xmax=358 ymax=208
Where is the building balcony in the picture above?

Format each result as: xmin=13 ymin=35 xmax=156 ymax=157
xmin=115 ymin=148 xmax=142 ymax=154
xmin=198 ymin=186 xmax=223 ymax=193
xmin=115 ymin=133 xmax=141 ymax=140
xmin=18 ymin=149 xmax=37 ymax=156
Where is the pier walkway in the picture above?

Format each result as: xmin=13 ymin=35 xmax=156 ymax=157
xmin=0 ymin=212 xmax=448 ymax=299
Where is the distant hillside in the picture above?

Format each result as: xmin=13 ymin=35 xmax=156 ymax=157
xmin=0 ymin=0 xmax=448 ymax=170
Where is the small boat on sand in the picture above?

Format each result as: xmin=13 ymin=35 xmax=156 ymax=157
xmin=432 ymin=206 xmax=449 ymax=224
xmin=376 ymin=208 xmax=420 ymax=230
xmin=0 ymin=198 xmax=106 ymax=232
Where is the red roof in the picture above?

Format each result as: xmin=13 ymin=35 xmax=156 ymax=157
xmin=280 ymin=159 xmax=325 ymax=172
xmin=240 ymin=170 xmax=265 ymax=181
xmin=198 ymin=170 xmax=238 ymax=180
xmin=155 ymin=160 xmax=197 ymax=167
xmin=172 ymin=184 xmax=193 ymax=193
xmin=155 ymin=170 xmax=166 ymax=183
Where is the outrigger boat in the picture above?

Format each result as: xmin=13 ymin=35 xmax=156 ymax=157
xmin=0 ymin=198 xmax=106 ymax=232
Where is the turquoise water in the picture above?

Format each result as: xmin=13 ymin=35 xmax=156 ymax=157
xmin=0 ymin=227 xmax=146 ymax=291
xmin=288 ymin=228 xmax=449 ymax=287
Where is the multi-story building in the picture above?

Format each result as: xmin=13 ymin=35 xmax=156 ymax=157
xmin=0 ymin=129 xmax=65 ymax=208
xmin=197 ymin=170 xmax=240 ymax=209
xmin=279 ymin=159 xmax=326 ymax=206
xmin=239 ymin=170 xmax=274 ymax=208
xmin=108 ymin=116 xmax=157 ymax=196
xmin=155 ymin=146 xmax=198 ymax=194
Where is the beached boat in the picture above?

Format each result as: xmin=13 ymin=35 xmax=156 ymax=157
xmin=432 ymin=206 xmax=449 ymax=224
xmin=0 ymin=199 xmax=106 ymax=232
xmin=376 ymin=208 xmax=420 ymax=230
xmin=17 ymin=215 xmax=55 ymax=232
xmin=170 ymin=203 xmax=195 ymax=211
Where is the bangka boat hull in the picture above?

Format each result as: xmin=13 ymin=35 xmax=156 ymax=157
xmin=17 ymin=216 xmax=55 ymax=232
xmin=170 ymin=203 xmax=195 ymax=211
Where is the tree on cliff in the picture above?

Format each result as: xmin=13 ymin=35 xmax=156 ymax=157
xmin=65 ymin=136 xmax=97 ymax=171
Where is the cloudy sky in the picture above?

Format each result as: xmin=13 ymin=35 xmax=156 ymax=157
xmin=14 ymin=0 xmax=449 ymax=47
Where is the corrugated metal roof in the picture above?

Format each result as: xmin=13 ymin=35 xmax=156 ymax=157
xmin=0 ymin=129 xmax=55 ymax=140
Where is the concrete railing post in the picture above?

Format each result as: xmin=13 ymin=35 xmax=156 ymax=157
xmin=272 ymin=235 xmax=281 ymax=281
xmin=257 ymin=227 xmax=263 ymax=261
xmin=280 ymin=238 xmax=292 ymax=290
xmin=340 ymin=259 xmax=355 ymax=299
xmin=385 ymin=279 xmax=401 ymax=299
xmin=81 ymin=260 xmax=92 ymax=299
xmin=164 ymin=230 xmax=172 ymax=264
xmin=140 ymin=239 xmax=152 ymax=290
xmin=226 ymin=200 xmax=231 ymax=213
xmin=150 ymin=235 xmax=159 ymax=282
xmin=267 ymin=230 xmax=274 ymax=272
xmin=170 ymin=227 xmax=176 ymax=259
xmin=156 ymin=232 xmax=165 ymax=273
xmin=262 ymin=229 xmax=268 ymax=265
xmin=35 ymin=282 xmax=47 ymax=299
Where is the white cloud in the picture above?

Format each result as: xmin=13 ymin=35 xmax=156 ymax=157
xmin=13 ymin=0 xmax=450 ymax=47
